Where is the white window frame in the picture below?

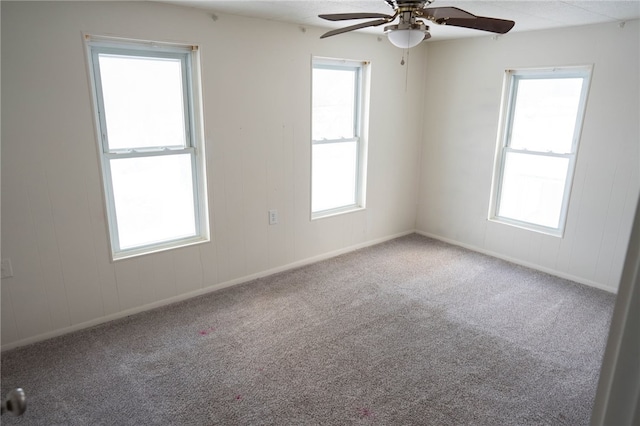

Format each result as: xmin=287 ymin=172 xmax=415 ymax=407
xmin=489 ymin=65 xmax=592 ymax=236
xmin=86 ymin=35 xmax=209 ymax=260
xmin=311 ymin=57 xmax=370 ymax=220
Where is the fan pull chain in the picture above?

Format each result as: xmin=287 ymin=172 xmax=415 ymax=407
xmin=404 ymin=49 xmax=410 ymax=92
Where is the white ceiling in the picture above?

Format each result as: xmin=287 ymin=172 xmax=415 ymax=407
xmin=158 ymin=0 xmax=640 ymax=40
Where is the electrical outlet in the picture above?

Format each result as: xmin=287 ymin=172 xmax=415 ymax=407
xmin=268 ymin=209 xmax=278 ymax=225
xmin=1 ymin=258 xmax=14 ymax=279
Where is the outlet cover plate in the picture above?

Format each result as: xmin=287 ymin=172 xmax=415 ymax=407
xmin=268 ymin=209 xmax=278 ymax=225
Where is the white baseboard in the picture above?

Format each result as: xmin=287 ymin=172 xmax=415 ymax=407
xmin=415 ymin=230 xmax=618 ymax=294
xmin=1 ymin=230 xmax=414 ymax=352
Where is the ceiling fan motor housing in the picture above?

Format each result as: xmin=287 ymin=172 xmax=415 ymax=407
xmin=389 ymin=0 xmax=433 ymax=10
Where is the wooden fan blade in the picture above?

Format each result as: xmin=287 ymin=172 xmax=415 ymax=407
xmin=319 ymin=12 xmax=393 ymax=21
xmin=439 ymin=16 xmax=515 ymax=34
xmin=422 ymin=6 xmax=476 ymax=21
xmin=320 ymin=19 xmax=390 ymax=39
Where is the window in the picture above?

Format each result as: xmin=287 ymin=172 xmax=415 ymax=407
xmin=311 ymin=58 xmax=369 ymax=218
xmin=490 ymin=66 xmax=592 ymax=236
xmin=86 ymin=36 xmax=209 ymax=260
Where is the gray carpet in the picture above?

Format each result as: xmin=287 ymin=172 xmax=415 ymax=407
xmin=1 ymin=234 xmax=615 ymax=425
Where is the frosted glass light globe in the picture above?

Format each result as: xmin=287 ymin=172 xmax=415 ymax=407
xmin=387 ymin=29 xmax=425 ymax=49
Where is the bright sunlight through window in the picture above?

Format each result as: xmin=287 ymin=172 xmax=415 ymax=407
xmin=312 ymin=58 xmax=369 ymax=218
xmin=490 ymin=66 xmax=592 ymax=236
xmin=87 ymin=37 xmax=209 ymax=259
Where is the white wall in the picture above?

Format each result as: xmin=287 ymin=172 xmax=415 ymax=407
xmin=2 ymin=1 xmax=637 ymax=350
xmin=417 ymin=20 xmax=640 ymax=292
xmin=0 ymin=1 xmax=425 ymax=348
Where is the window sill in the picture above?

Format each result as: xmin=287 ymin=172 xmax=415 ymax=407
xmin=112 ymin=235 xmax=210 ymax=262
xmin=488 ymin=217 xmax=564 ymax=238
xmin=311 ymin=206 xmax=365 ymax=221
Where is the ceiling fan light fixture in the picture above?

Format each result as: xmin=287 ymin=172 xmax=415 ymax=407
xmin=384 ymin=22 xmax=429 ymax=49
xmin=387 ymin=29 xmax=426 ymax=48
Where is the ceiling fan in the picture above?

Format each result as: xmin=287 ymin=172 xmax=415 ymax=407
xmin=319 ymin=0 xmax=515 ymax=49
